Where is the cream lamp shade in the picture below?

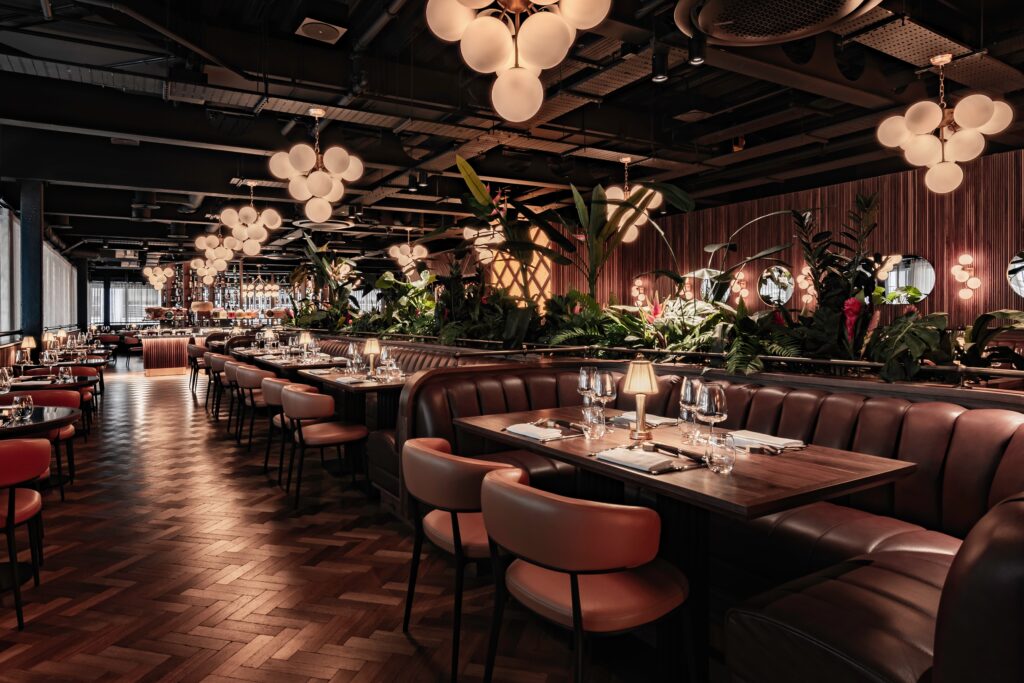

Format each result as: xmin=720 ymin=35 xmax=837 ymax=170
xmin=363 ymin=338 xmax=381 ymax=356
xmin=21 ymin=336 xmax=37 ymax=349
xmin=296 ymin=331 xmax=313 ymax=347
xmin=623 ymin=355 xmax=658 ymax=395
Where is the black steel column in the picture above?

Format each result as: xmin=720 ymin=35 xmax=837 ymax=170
xmin=103 ymin=278 xmax=111 ymax=327
xmin=19 ymin=181 xmax=44 ymax=344
xmin=75 ymin=258 xmax=89 ymax=330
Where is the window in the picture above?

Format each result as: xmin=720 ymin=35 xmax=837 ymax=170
xmin=109 ymin=282 xmax=160 ymax=324
xmin=43 ymin=241 xmax=77 ymax=329
xmin=89 ymin=281 xmax=105 ymax=325
xmin=0 ymin=208 xmax=19 ymax=333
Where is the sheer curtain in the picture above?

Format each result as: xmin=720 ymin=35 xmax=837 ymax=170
xmin=0 ymin=208 xmax=19 ymax=332
xmin=109 ymin=282 xmax=160 ymax=324
xmin=43 ymin=242 xmax=77 ymax=329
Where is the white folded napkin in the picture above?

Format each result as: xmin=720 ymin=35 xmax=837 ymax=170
xmin=307 ymin=368 xmax=332 ymax=375
xmin=729 ymin=430 xmax=804 ymax=449
xmin=332 ymin=376 xmax=363 ymax=384
xmin=595 ymin=448 xmax=680 ymax=474
xmin=615 ymin=411 xmax=678 ymax=426
xmin=506 ymin=423 xmax=565 ymax=441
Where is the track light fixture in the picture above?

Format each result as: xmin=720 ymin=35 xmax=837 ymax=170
xmin=417 ymin=170 xmax=429 ymax=187
xmin=688 ymin=33 xmax=705 ymax=65
xmin=651 ymin=51 xmax=668 ymax=83
xmin=407 ymin=174 xmax=419 ymax=193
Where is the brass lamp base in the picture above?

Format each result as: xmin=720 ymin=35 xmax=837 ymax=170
xmin=629 ymin=426 xmax=652 ymax=441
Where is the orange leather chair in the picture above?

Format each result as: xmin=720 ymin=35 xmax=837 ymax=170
xmin=187 ymin=343 xmax=206 ymax=394
xmin=206 ymin=354 xmax=232 ymax=419
xmin=222 ymin=360 xmax=247 ymax=440
xmin=0 ymin=439 xmax=50 ymax=630
xmin=280 ymin=385 xmax=368 ymax=507
xmin=260 ymin=379 xmax=317 ymax=484
xmin=235 ymin=366 xmax=276 ymax=449
xmin=480 ymin=469 xmax=690 ymax=683
xmin=1 ymin=390 xmax=80 ymax=501
xmin=401 ymin=438 xmax=524 ymax=682
xmin=26 ymin=366 xmax=99 ymax=435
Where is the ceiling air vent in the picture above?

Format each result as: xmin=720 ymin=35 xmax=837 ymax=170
xmin=674 ymin=0 xmax=884 ymax=46
xmin=295 ymin=17 xmax=347 ymax=45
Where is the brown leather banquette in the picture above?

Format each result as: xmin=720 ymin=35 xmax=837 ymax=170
xmin=367 ymin=361 xmax=680 ymax=514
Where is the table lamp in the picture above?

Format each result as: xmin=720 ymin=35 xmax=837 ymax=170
xmin=363 ymin=338 xmax=381 ymax=375
xmin=296 ymin=331 xmax=313 ymax=350
xmin=41 ymin=331 xmax=54 ymax=350
xmin=624 ymin=354 xmax=658 ymax=441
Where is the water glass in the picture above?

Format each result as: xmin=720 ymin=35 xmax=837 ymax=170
xmin=58 ymin=366 xmax=73 ymax=383
xmin=577 ymin=366 xmax=597 ymax=411
xmin=679 ymin=376 xmax=702 ymax=444
xmin=13 ymin=395 xmax=33 ymax=422
xmin=707 ymin=433 xmax=738 ymax=475
xmin=696 ymin=382 xmax=728 ymax=447
xmin=581 ymin=406 xmax=607 ymax=440
xmin=14 ymin=349 xmax=27 ymax=366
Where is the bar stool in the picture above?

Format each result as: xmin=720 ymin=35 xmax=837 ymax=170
xmin=235 ymin=366 xmax=276 ymax=449
xmin=401 ymin=438 xmax=525 ymax=682
xmin=280 ymin=385 xmax=368 ymax=507
xmin=261 ymin=379 xmax=317 ymax=483
xmin=480 ymin=469 xmax=690 ymax=683
xmin=0 ymin=390 xmax=80 ymax=501
xmin=0 ymin=439 xmax=49 ymax=630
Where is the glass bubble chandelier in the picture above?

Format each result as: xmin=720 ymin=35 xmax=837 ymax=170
xmin=217 ymin=183 xmax=281 ymax=258
xmin=269 ymin=107 xmax=363 ymax=223
xmin=605 ymin=156 xmax=663 ymax=244
xmin=388 ymin=228 xmax=430 ymax=281
xmin=143 ymin=264 xmax=174 ymax=291
xmin=426 ymin=0 xmax=611 ymax=122
xmin=876 ymin=53 xmax=1013 ymax=194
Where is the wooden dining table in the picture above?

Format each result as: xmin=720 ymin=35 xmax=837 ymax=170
xmin=297 ymin=369 xmax=406 ymax=430
xmin=453 ymin=405 xmax=917 ymax=681
xmin=0 ymin=406 xmax=80 ymax=438
xmin=7 ymin=376 xmax=99 ymax=392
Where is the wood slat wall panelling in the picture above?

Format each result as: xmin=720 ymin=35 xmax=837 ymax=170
xmin=552 ymin=149 xmax=1024 ymax=326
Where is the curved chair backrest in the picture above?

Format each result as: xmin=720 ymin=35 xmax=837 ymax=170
xmin=281 ymin=385 xmax=334 ymax=420
xmin=0 ymin=439 xmax=51 ymax=488
xmin=481 ymin=468 xmax=662 ymax=573
xmin=933 ymin=492 xmax=1024 ymax=683
xmin=70 ymin=366 xmax=99 ymax=377
xmin=124 ymin=336 xmax=140 ymax=345
xmin=208 ymin=354 xmax=231 ymax=373
xmin=223 ymin=360 xmax=245 ymax=384
xmin=236 ymin=366 xmax=275 ymax=390
xmin=187 ymin=344 xmax=206 ymax=359
xmin=261 ymin=379 xmax=316 ymax=407
xmin=24 ymin=368 xmax=52 ymax=376
xmin=0 ymin=389 xmax=81 ymax=409
xmin=402 ymin=438 xmax=524 ymax=511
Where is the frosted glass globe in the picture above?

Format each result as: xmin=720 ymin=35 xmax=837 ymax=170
xmin=924 ymin=161 xmax=964 ymax=194
xmin=214 ymin=246 xmax=231 ymax=260
xmin=491 ymin=67 xmax=544 ymax=122
xmin=143 ymin=267 xmax=153 ymax=277
xmin=213 ymin=258 xmax=228 ymax=271
xmin=967 ymin=277 xmax=982 ymax=290
xmin=322 ymin=146 xmax=350 ymax=175
xmin=189 ymin=259 xmax=203 ymax=269
xmin=232 ymin=225 xmax=248 ymax=241
xmin=460 ymin=16 xmax=513 ymax=74
xmin=958 ymin=253 xmax=974 ymax=266
xmin=261 ymin=208 xmax=282 ymax=229
xmin=269 ymin=152 xmax=296 ymax=179
xmin=204 ymin=235 xmax=221 ymax=250
xmin=247 ymin=225 xmax=268 ymax=242
xmin=621 ymin=224 xmax=640 ymax=243
xmin=457 ymin=0 xmax=490 ymax=7
xmin=388 ymin=245 xmax=401 ymax=258
xmin=204 ymin=248 xmax=216 ymax=260
xmin=904 ymin=100 xmax=942 ymax=134
xmin=557 ymin=0 xmax=611 ymax=29
xmin=340 ymin=156 xmax=364 ymax=182
xmin=945 ymin=129 xmax=985 ymax=162
xmin=426 ymin=0 xmax=476 ymax=42
xmin=979 ymin=101 xmax=1013 ymax=135
xmin=163 ymin=267 xmax=174 ymax=277
xmin=646 ymin=188 xmax=664 ymax=209
xmin=237 ymin=206 xmax=257 ymax=225
xmin=288 ymin=176 xmax=313 ymax=201
xmin=288 ymin=143 xmax=317 ymax=174
xmin=412 ymin=245 xmax=429 ymax=259
xmin=903 ymin=134 xmax=942 ymax=166
xmin=194 ymin=235 xmax=207 ymax=250
xmin=518 ymin=11 xmax=572 ymax=70
xmin=202 ymin=275 xmax=214 ymax=285
xmin=325 ymin=178 xmax=345 ymax=202
xmin=241 ymin=239 xmax=261 ymax=257
xmin=953 ymin=93 xmax=994 ymax=130
xmin=223 ymin=236 xmax=239 ymax=251
xmin=549 ymin=5 xmax=577 ymax=43
xmin=219 ymin=208 xmax=239 ymax=227
xmin=306 ymin=170 xmax=333 ymax=197
xmin=877 ymin=115 xmax=911 ymax=147
xmin=304 ymin=197 xmax=332 ymax=223
xmin=958 ymin=288 xmax=973 ymax=300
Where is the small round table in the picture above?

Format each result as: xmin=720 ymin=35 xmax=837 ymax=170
xmin=7 ymin=377 xmax=99 ymax=392
xmin=0 ymin=406 xmax=80 ymax=438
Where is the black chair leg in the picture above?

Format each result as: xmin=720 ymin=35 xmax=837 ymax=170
xmin=5 ymin=525 xmax=24 ymax=630
xmin=28 ymin=518 xmax=41 ymax=587
xmin=263 ymin=415 xmax=275 ymax=471
xmin=66 ymin=438 xmax=75 ymax=484
xmin=451 ymin=557 xmax=465 ymax=683
xmin=402 ymin=507 xmax=423 ymax=633
xmin=53 ymin=442 xmax=65 ymax=502
xmin=278 ymin=429 xmax=288 ymax=485
xmin=293 ymin=445 xmax=306 ymax=507
xmin=247 ymin=408 xmax=256 ymax=449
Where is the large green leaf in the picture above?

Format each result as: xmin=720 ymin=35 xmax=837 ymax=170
xmin=456 ymin=155 xmax=494 ymax=208
xmin=571 ymin=185 xmax=589 ymax=231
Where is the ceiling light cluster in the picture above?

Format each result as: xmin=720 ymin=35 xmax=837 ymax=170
xmin=605 ymin=157 xmax=663 ymax=243
xmin=189 ymin=234 xmax=234 ymax=285
xmin=143 ymin=265 xmax=174 ymax=291
xmin=425 ymin=0 xmax=611 ymax=122
xmin=270 ymin=107 xmax=364 ymax=223
xmin=876 ymin=54 xmax=1013 ymax=194
xmin=218 ymin=186 xmax=283 ymax=258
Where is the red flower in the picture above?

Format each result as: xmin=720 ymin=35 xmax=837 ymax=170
xmin=843 ymin=297 xmax=863 ymax=340
xmin=903 ymin=304 xmax=919 ymax=316
xmin=772 ymin=311 xmax=786 ymax=327
xmin=573 ymin=303 xmax=582 ymax=314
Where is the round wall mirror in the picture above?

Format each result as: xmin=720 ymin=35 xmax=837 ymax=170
xmin=1008 ymin=255 xmax=1024 ymax=297
xmin=878 ymin=255 xmax=935 ymax=304
xmin=757 ymin=266 xmax=794 ymax=306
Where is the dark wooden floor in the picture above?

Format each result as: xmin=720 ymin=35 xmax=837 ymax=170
xmin=0 ymin=365 xmax=662 ymax=682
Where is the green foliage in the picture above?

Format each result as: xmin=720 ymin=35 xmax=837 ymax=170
xmin=287 ymin=236 xmax=362 ymax=331
xmin=348 ymin=271 xmax=437 ymax=337
xmin=435 ymin=270 xmax=540 ymax=348
xmin=725 ymin=300 xmax=800 ymax=374
xmin=961 ymin=310 xmax=1024 ymax=369
xmin=866 ymin=311 xmax=949 ymax=381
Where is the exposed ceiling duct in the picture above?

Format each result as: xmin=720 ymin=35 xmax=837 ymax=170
xmin=674 ymin=0 xmax=884 ymax=45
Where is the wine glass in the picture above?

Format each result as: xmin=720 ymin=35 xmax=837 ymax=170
xmin=13 ymin=395 xmax=33 ymax=423
xmin=591 ymin=371 xmax=617 ymax=431
xmin=42 ymin=350 xmax=56 ymax=374
xmin=58 ymin=366 xmax=73 ymax=383
xmin=577 ymin=366 xmax=597 ymax=415
xmin=14 ymin=349 xmax=26 ymax=368
xmin=679 ymin=376 xmax=702 ymax=445
xmin=696 ymin=382 xmax=728 ymax=460
xmin=0 ymin=368 xmax=11 ymax=398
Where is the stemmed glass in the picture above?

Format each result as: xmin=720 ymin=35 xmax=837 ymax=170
xmin=679 ymin=376 xmax=702 ymax=445
xmin=0 ymin=367 xmax=11 ymax=398
xmin=696 ymin=382 xmax=728 ymax=460
xmin=42 ymin=350 xmax=56 ymax=375
xmin=13 ymin=395 xmax=33 ymax=423
xmin=577 ymin=366 xmax=597 ymax=416
xmin=592 ymin=370 xmax=617 ymax=420
xmin=58 ymin=366 xmax=73 ymax=383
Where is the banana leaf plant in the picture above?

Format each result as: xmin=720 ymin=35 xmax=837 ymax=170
xmin=454 ymin=155 xmax=694 ymax=302
xmin=961 ymin=310 xmax=1024 ymax=369
xmin=287 ymin=234 xmax=361 ymax=322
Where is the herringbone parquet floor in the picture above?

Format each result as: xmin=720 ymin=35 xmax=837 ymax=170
xmin=0 ymin=366 xmax=661 ymax=682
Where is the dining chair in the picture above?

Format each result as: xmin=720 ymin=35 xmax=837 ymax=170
xmin=0 ymin=390 xmax=80 ymax=501
xmin=260 ymin=379 xmax=317 ymax=483
xmin=235 ymin=366 xmax=276 ymax=449
xmin=0 ymin=439 xmax=50 ymax=629
xmin=206 ymin=354 xmax=231 ymax=419
xmin=24 ymin=366 xmax=99 ymax=435
xmin=222 ymin=360 xmax=245 ymax=438
xmin=280 ymin=385 xmax=368 ymax=507
xmin=122 ymin=336 xmax=142 ymax=368
xmin=187 ymin=344 xmax=206 ymax=395
xmin=401 ymin=438 xmax=525 ymax=682
xmin=480 ymin=469 xmax=691 ymax=683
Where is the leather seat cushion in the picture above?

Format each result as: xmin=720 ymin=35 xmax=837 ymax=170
xmin=712 ymin=501 xmax=960 ymax=585
xmin=47 ymin=425 xmax=75 ymax=442
xmin=422 ymin=510 xmax=490 ymax=559
xmin=295 ymin=422 xmax=368 ymax=446
xmin=506 ymin=558 xmax=688 ymax=633
xmin=0 ymin=489 xmax=43 ymax=525
xmin=471 ymin=450 xmax=575 ymax=495
xmin=726 ymin=550 xmax=954 ymax=683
